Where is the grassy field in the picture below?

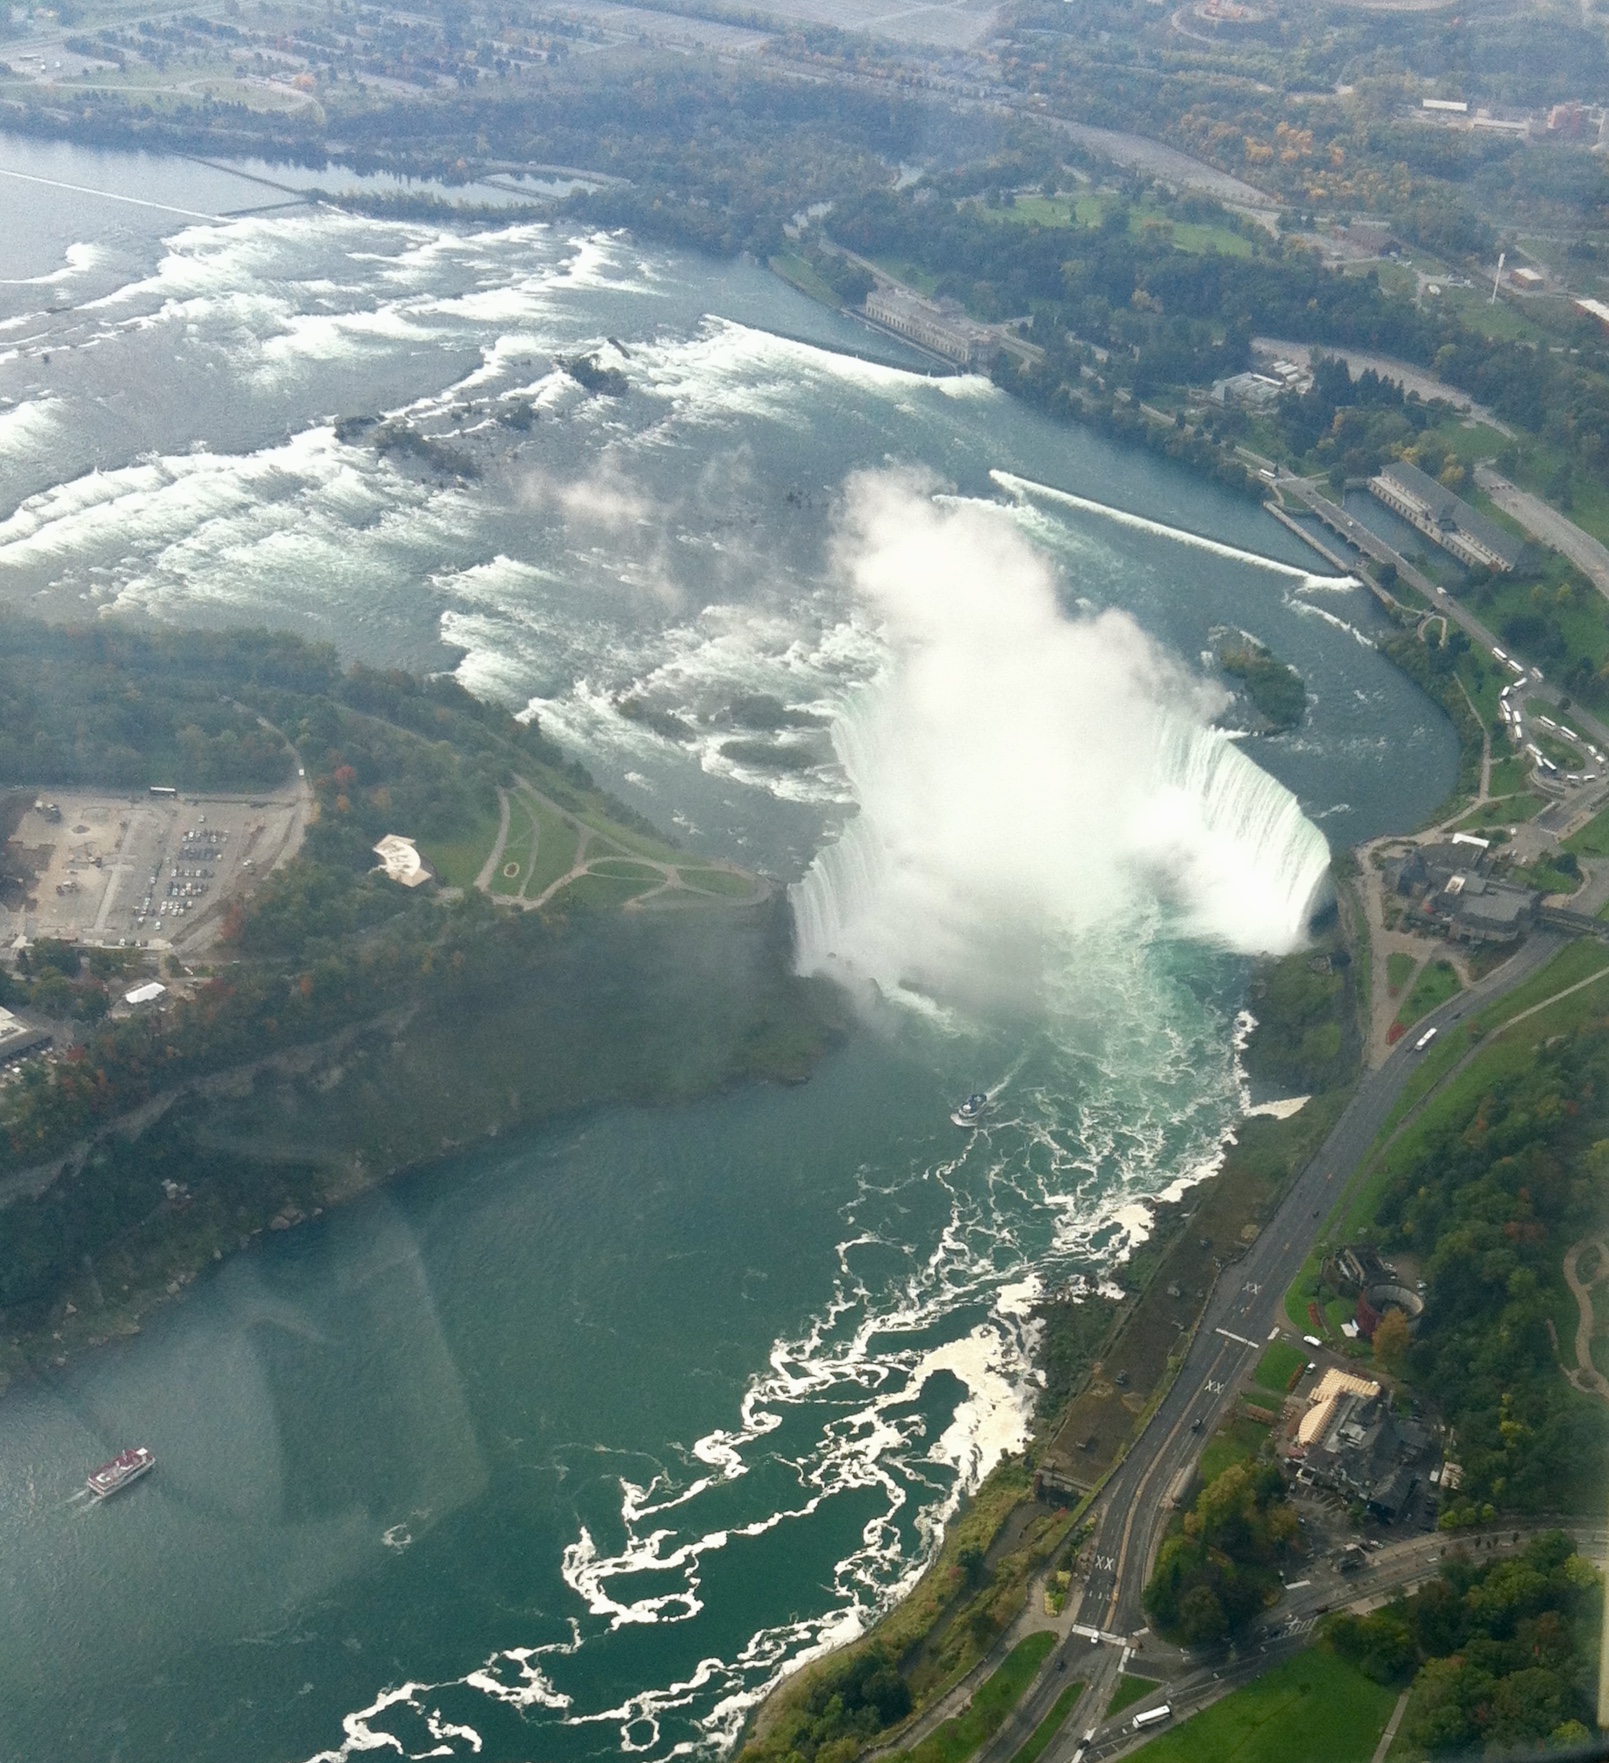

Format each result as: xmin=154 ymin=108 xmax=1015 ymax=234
xmin=1199 ymin=1414 xmax=1274 ymax=1484
xmin=1107 ymin=1675 xmax=1163 ymax=1720
xmin=679 ymin=866 xmax=756 ymax=897
xmin=1130 ymin=1649 xmax=1397 ymax=1763
xmin=1009 ymin=1683 xmax=1083 ymax=1763
xmin=559 ymin=872 xmax=663 ymax=913
xmin=1386 ymin=952 xmax=1416 ymax=996
xmin=419 ymin=799 xmax=501 ymax=889
xmin=1566 ymin=804 xmax=1609 ymax=857
xmin=1392 ymin=958 xmax=1462 ymax=1033
xmin=1452 ymin=792 xmax=1546 ymax=831
xmin=489 ymin=794 xmax=537 ymax=896
xmin=869 ymin=255 xmax=940 ymax=296
xmin=588 ymin=858 xmax=664 ymax=881
xmin=1488 ymin=753 xmax=1530 ymax=795
xmin=769 ymin=251 xmax=841 ymax=306
xmin=1253 ymin=1339 xmax=1307 ymax=1394
xmin=897 ymin=1633 xmax=1058 ymax=1763
xmin=526 ymin=795 xmax=581 ymax=896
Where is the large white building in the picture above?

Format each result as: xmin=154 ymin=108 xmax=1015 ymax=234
xmin=372 ymin=834 xmax=434 ymax=888
xmin=862 ymin=288 xmax=986 ymax=367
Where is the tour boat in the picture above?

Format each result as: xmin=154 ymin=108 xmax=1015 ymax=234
xmin=87 ymin=1446 xmax=155 ymax=1500
xmin=951 ymin=1093 xmax=990 ymax=1128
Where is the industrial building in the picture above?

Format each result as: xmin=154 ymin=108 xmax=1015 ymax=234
xmin=1368 ymin=459 xmax=1527 ymax=573
xmin=861 ymin=288 xmax=989 ymax=367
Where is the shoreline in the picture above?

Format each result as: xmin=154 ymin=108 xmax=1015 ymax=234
xmin=0 ymin=893 xmax=848 ymax=1401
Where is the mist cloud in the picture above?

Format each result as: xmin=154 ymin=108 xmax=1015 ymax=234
xmin=791 ymin=472 xmax=1331 ymax=1008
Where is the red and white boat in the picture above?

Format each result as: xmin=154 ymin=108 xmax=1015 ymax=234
xmin=86 ymin=1446 xmax=155 ymax=1499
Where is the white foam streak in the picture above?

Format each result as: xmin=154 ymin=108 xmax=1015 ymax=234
xmin=992 ymin=467 xmax=1343 ymax=586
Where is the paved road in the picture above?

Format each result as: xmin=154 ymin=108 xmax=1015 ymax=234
xmin=1475 ymin=467 xmax=1609 ymax=603
xmin=1068 ymin=927 xmax=1568 ymax=1650
xmin=1276 ymin=473 xmax=1609 ymax=762
xmin=1076 ymin=1523 xmax=1609 ymax=1761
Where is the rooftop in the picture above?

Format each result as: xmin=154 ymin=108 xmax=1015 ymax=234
xmin=1376 ymin=459 xmax=1527 ymax=571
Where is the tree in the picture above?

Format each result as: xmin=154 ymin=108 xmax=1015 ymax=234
xmin=1371 ymin=1308 xmax=1411 ymax=1376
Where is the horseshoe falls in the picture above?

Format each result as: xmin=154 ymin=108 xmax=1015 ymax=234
xmin=791 ymin=475 xmax=1334 ymax=1010
xmin=0 ymin=139 xmax=1454 ymax=1763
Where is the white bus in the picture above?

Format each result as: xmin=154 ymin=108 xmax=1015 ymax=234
xmin=1414 ymin=1026 xmax=1438 ymax=1052
xmin=1132 ymin=1705 xmax=1173 ymax=1731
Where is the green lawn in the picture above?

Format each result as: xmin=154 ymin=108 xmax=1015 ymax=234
xmin=1393 ymin=958 xmax=1462 ymax=1032
xmin=1253 ymin=1339 xmax=1307 ymax=1394
xmin=1130 ymin=1649 xmax=1397 ymax=1763
xmin=419 ymin=799 xmax=502 ymax=889
xmin=1488 ymin=754 xmax=1530 ymax=795
xmin=525 ymin=796 xmax=581 ymax=896
xmin=555 ymin=872 xmax=662 ymax=913
xmin=869 ymin=255 xmax=940 ymax=296
xmin=1566 ymin=804 xmax=1609 ymax=856
xmin=898 ymin=1633 xmax=1058 ymax=1763
xmin=1515 ymin=855 xmax=1583 ymax=895
xmin=1199 ymin=1415 xmax=1273 ymax=1484
xmin=1386 ymin=952 xmax=1416 ymax=997
xmin=587 ymin=858 xmax=664 ymax=881
xmin=489 ymin=795 xmax=537 ymax=896
xmin=1107 ymin=1674 xmax=1163 ymax=1720
xmin=1009 ymin=1683 xmax=1083 ymax=1763
xmin=770 ymin=251 xmax=841 ymax=307
xmin=1453 ymin=793 xmax=1545 ymax=830
xmin=678 ymin=866 xmax=756 ymax=897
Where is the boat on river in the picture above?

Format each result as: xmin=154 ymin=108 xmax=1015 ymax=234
xmin=951 ymin=1093 xmax=990 ymax=1128
xmin=87 ymin=1446 xmax=155 ymax=1499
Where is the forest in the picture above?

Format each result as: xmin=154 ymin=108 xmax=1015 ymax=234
xmin=1142 ymin=1460 xmax=1300 ymax=1645
xmin=1323 ymin=1532 xmax=1601 ymax=1756
xmin=1371 ymin=1018 xmax=1609 ymax=1518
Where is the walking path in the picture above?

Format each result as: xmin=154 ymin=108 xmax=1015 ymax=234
xmin=1370 ymin=1688 xmax=1413 ymax=1763
xmin=474 ymin=786 xmax=513 ymax=892
xmin=1562 ymin=1238 xmax=1609 ymax=1402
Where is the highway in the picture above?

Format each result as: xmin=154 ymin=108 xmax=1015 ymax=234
xmin=1074 ymin=1523 xmax=1609 ymax=1762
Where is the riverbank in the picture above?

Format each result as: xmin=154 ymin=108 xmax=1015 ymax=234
xmin=0 ymin=893 xmax=845 ymax=1398
xmin=735 ymin=915 xmax=1365 ymax=1763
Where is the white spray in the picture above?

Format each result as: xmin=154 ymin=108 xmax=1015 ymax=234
xmin=790 ymin=473 xmax=1331 ymax=1006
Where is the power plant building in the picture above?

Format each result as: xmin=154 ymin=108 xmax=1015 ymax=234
xmin=861 ymin=288 xmax=989 ymax=367
xmin=1368 ymin=459 xmax=1526 ymax=573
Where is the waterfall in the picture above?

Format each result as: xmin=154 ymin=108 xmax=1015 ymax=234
xmin=789 ymin=472 xmax=1334 ymax=1003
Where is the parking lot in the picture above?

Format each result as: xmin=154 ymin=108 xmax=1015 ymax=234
xmin=1 ymin=785 xmax=306 ymax=956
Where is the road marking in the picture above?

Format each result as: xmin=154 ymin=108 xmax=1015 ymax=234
xmin=1215 ymin=1327 xmax=1259 ymax=1347
xmin=1242 ymin=1281 xmax=1262 ymax=1295
xmin=1206 ymin=1378 xmax=1224 ymax=1394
